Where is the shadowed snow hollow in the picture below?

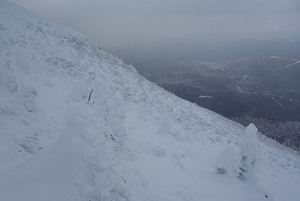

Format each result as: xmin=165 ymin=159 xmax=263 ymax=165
xmin=0 ymin=1 xmax=300 ymax=201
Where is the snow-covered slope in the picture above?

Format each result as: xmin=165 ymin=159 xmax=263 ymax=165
xmin=0 ymin=1 xmax=300 ymax=201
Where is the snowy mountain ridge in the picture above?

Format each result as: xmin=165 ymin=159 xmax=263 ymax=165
xmin=0 ymin=1 xmax=300 ymax=200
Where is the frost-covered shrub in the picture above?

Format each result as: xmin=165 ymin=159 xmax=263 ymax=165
xmin=19 ymin=135 xmax=42 ymax=153
xmin=0 ymin=61 xmax=18 ymax=93
xmin=20 ymin=86 xmax=38 ymax=113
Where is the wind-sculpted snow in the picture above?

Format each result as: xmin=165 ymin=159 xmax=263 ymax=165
xmin=0 ymin=1 xmax=300 ymax=201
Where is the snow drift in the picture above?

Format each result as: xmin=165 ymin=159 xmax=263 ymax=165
xmin=0 ymin=1 xmax=300 ymax=201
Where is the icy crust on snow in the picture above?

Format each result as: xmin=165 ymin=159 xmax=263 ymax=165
xmin=0 ymin=1 xmax=300 ymax=201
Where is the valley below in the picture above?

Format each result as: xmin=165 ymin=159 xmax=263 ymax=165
xmin=116 ymin=40 xmax=300 ymax=150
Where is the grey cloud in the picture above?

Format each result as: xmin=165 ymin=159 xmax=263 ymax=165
xmin=11 ymin=0 xmax=300 ymax=49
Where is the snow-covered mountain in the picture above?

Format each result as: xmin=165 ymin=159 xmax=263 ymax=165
xmin=0 ymin=1 xmax=300 ymax=201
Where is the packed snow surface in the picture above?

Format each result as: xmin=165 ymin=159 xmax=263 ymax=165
xmin=1 ymin=1 xmax=300 ymax=201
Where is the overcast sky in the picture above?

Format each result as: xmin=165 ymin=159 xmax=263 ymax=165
xmin=11 ymin=0 xmax=300 ymax=49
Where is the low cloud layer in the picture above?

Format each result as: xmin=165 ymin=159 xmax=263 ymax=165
xmin=12 ymin=0 xmax=300 ymax=48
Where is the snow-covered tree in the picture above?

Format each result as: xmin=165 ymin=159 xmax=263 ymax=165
xmin=215 ymin=123 xmax=259 ymax=182
xmin=238 ymin=123 xmax=259 ymax=181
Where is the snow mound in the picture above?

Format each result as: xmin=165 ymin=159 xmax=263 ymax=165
xmin=0 ymin=1 xmax=300 ymax=201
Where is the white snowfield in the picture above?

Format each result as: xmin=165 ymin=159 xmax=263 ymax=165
xmin=0 ymin=1 xmax=300 ymax=201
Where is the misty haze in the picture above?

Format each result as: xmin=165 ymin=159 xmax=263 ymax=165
xmin=1 ymin=0 xmax=300 ymax=201
xmin=12 ymin=0 xmax=300 ymax=149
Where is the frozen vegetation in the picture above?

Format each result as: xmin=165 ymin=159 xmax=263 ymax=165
xmin=0 ymin=1 xmax=300 ymax=201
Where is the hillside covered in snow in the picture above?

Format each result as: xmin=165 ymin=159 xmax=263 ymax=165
xmin=0 ymin=1 xmax=300 ymax=201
